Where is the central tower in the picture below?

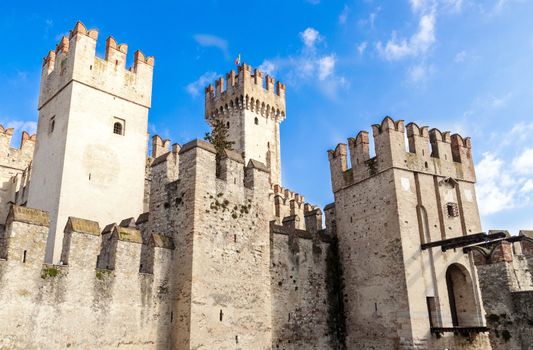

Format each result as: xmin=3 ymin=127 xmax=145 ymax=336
xmin=205 ymin=63 xmax=286 ymax=185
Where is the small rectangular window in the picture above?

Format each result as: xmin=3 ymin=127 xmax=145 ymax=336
xmin=49 ymin=116 xmax=55 ymax=134
xmin=113 ymin=117 xmax=125 ymax=136
xmin=426 ymin=297 xmax=440 ymax=327
xmin=446 ymin=203 xmax=459 ymax=217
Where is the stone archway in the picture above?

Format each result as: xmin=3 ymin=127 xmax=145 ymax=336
xmin=445 ymin=263 xmax=479 ymax=326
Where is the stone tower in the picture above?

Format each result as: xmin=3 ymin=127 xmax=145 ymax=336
xmin=204 ymin=63 xmax=286 ymax=185
xmin=27 ymin=22 xmax=154 ymax=263
xmin=328 ymin=117 xmax=491 ymax=349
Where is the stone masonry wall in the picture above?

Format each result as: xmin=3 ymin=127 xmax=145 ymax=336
xmin=0 ymin=206 xmax=174 ymax=349
xmin=0 ymin=126 xmax=35 ymax=225
xmin=270 ymin=218 xmax=341 ymax=350
xmin=474 ymin=239 xmax=533 ymax=350
xmin=328 ymin=117 xmax=490 ymax=350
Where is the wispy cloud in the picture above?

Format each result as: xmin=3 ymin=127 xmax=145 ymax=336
xmin=193 ymin=34 xmax=229 ymax=58
xmin=513 ymin=148 xmax=533 ymax=175
xmin=300 ymin=28 xmax=322 ymax=49
xmin=258 ymin=60 xmax=276 ymax=75
xmin=479 ymin=0 xmax=524 ymax=16
xmin=257 ymin=28 xmax=347 ymax=99
xmin=454 ymin=50 xmax=467 ymax=63
xmin=357 ymin=42 xmax=368 ymax=56
xmin=476 ymin=121 xmax=533 ymax=217
xmin=407 ymin=63 xmax=433 ymax=82
xmin=489 ymin=92 xmax=512 ymax=108
xmin=376 ymin=10 xmax=436 ymax=60
xmin=318 ymin=55 xmax=335 ymax=80
xmin=442 ymin=0 xmax=463 ymax=13
xmin=476 ymin=152 xmax=516 ymax=215
xmin=358 ymin=6 xmax=381 ymax=29
xmin=186 ymin=71 xmax=219 ymax=97
xmin=0 ymin=117 xmax=37 ymax=147
xmin=339 ymin=5 xmax=349 ymax=24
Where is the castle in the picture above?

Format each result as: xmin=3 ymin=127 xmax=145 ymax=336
xmin=0 ymin=22 xmax=531 ymax=350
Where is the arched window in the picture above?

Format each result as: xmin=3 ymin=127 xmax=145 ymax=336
xmin=254 ymin=117 xmax=259 ymax=125
xmin=226 ymin=122 xmax=230 ymax=128
xmin=113 ymin=122 xmax=123 ymax=135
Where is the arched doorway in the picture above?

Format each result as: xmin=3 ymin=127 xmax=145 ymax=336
xmin=445 ymin=263 xmax=479 ymax=326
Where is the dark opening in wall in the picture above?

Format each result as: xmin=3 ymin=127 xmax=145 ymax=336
xmin=22 ymin=250 xmax=27 ymax=263
xmin=254 ymin=117 xmax=258 ymax=125
xmin=49 ymin=116 xmax=55 ymax=134
xmin=446 ymin=203 xmax=459 ymax=217
xmin=113 ymin=122 xmax=123 ymax=135
xmin=219 ymin=309 xmax=223 ymax=322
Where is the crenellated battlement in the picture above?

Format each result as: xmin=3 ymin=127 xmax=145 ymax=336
xmin=269 ymin=184 xmax=323 ymax=230
xmin=39 ymin=21 xmax=154 ymax=109
xmin=0 ymin=124 xmax=37 ymax=156
xmin=176 ymin=139 xmax=270 ymax=192
xmin=151 ymin=134 xmax=175 ymax=158
xmin=328 ymin=116 xmax=476 ymax=193
xmin=204 ymin=63 xmax=286 ymax=123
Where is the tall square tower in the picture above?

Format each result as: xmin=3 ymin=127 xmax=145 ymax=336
xmin=328 ymin=117 xmax=490 ymax=349
xmin=204 ymin=64 xmax=286 ymax=185
xmin=28 ymin=22 xmax=154 ymax=263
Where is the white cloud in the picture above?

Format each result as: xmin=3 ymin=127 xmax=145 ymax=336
xmin=339 ymin=5 xmax=349 ymax=24
xmin=476 ymin=147 xmax=533 ymax=215
xmin=443 ymin=0 xmax=463 ymax=12
xmin=357 ymin=42 xmax=368 ymax=55
xmin=489 ymin=92 xmax=512 ymax=108
xmin=186 ymin=71 xmax=219 ymax=97
xmin=358 ymin=6 xmax=381 ymax=29
xmin=513 ymin=148 xmax=533 ymax=175
xmin=407 ymin=63 xmax=433 ymax=82
xmin=258 ymin=60 xmax=276 ymax=75
xmin=480 ymin=0 xmax=523 ymax=16
xmin=376 ymin=11 xmax=436 ymax=60
xmin=454 ymin=50 xmax=467 ymax=63
xmin=410 ymin=0 xmax=434 ymax=13
xmin=259 ymin=30 xmax=345 ymax=99
xmin=522 ymin=180 xmax=533 ymax=193
xmin=476 ymin=152 xmax=516 ymax=215
xmin=193 ymin=34 xmax=229 ymax=58
xmin=318 ymin=55 xmax=335 ymax=80
xmin=0 ymin=117 xmax=37 ymax=147
xmin=300 ymin=28 xmax=321 ymax=49
xmin=4 ymin=120 xmax=37 ymax=135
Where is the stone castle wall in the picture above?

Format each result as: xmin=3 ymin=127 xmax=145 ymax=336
xmin=0 ymin=206 xmax=174 ymax=349
xmin=473 ymin=236 xmax=533 ymax=350
xmin=3 ymin=20 xmax=533 ymax=350
xmin=0 ymin=126 xmax=35 ymax=225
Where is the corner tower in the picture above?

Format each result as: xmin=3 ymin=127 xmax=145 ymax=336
xmin=27 ymin=22 xmax=154 ymax=263
xmin=328 ymin=117 xmax=490 ymax=349
xmin=204 ymin=63 xmax=286 ymax=185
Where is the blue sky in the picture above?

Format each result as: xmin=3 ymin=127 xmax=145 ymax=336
xmin=1 ymin=0 xmax=533 ymax=233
